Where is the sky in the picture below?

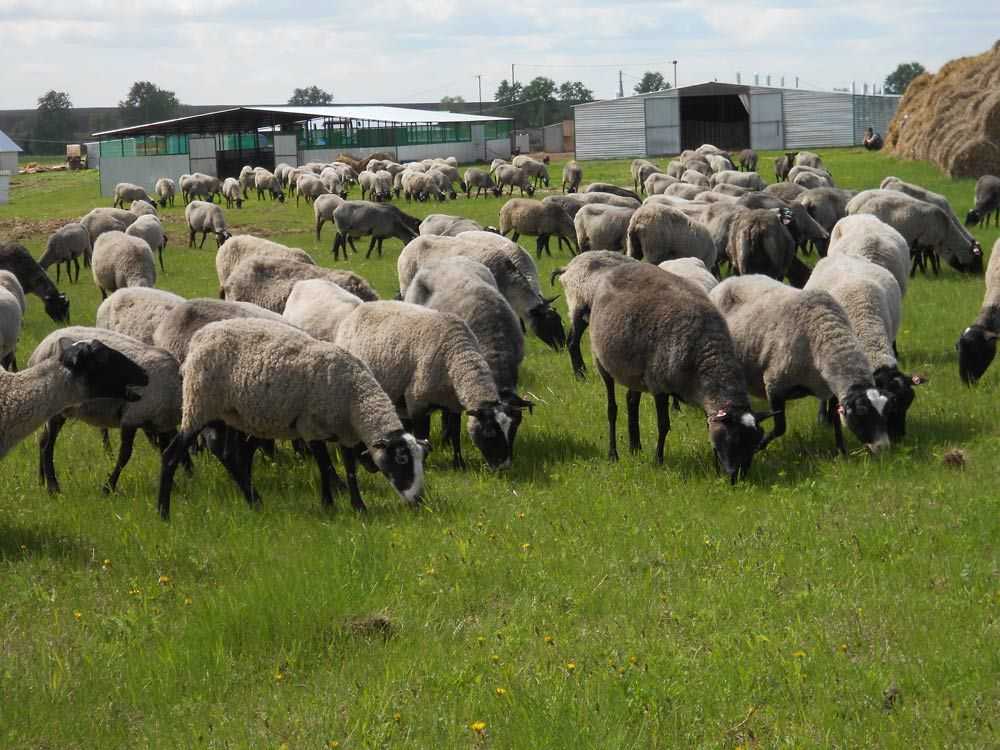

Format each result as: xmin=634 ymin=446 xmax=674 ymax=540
xmin=2 ymin=0 xmax=998 ymax=109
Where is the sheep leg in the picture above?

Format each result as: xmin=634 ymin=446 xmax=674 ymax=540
xmin=158 ymin=247 xmax=165 ymax=273
xmin=331 ymin=232 xmax=342 ymax=259
xmin=534 ymin=235 xmax=545 ymax=259
xmin=199 ymin=231 xmax=209 ymax=250
xmin=758 ymin=393 xmax=787 ymax=451
xmin=339 ymin=446 xmax=368 ymax=512
xmin=930 ymin=250 xmax=941 ymax=276
xmin=101 ymin=428 xmax=112 ymax=452
xmin=653 ymin=392 xmax=671 ymax=465
xmin=626 ymin=390 xmax=642 ymax=454
xmin=188 ymin=229 xmax=196 ymax=248
xmin=596 ymin=359 xmax=619 ymax=462
xmin=157 ymin=429 xmax=203 ymax=520
xmin=72 ymin=256 xmax=81 ymax=283
xmin=316 ymin=218 xmax=323 ymax=241
xmin=365 ymin=236 xmax=378 ymax=259
xmin=568 ymin=307 xmax=589 ymax=378
xmin=445 ymin=410 xmax=466 ymax=470
xmin=830 ymin=398 xmax=848 ymax=455
xmin=347 ymin=236 xmax=359 ymax=254
xmin=103 ymin=426 xmax=137 ymax=494
xmin=307 ymin=440 xmax=344 ymax=508
xmin=38 ymin=415 xmax=67 ymax=494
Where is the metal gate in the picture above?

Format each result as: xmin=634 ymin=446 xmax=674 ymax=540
xmin=644 ymin=96 xmax=680 ymax=155
xmin=750 ymin=92 xmax=783 ymax=150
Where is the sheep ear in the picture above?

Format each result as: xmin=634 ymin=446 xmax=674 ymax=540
xmin=417 ymin=439 xmax=432 ymax=456
xmin=370 ymin=438 xmax=387 ymax=450
xmin=985 ymin=331 xmax=1000 ymax=341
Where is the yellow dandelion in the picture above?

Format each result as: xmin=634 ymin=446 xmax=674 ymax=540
xmin=516 ymin=512 xmax=525 ymax=519
xmin=628 ymin=655 xmax=638 ymax=665
xmin=73 ymin=610 xmax=82 ymax=621
xmin=495 ymin=687 xmax=507 ymax=697
xmin=328 ymin=742 xmax=340 ymax=750
xmin=424 ymin=567 xmax=436 ymax=576
xmin=274 ymin=671 xmax=284 ymax=682
xmin=393 ymin=712 xmax=402 ymax=723
xmin=490 ymin=654 xmax=500 ymax=663
xmin=158 ymin=574 xmax=171 ymax=586
xmin=566 ymin=661 xmax=576 ymax=672
xmin=521 ymin=543 xmax=531 ymax=551
xmin=792 ymin=650 xmax=806 ymax=658
xmin=543 ymin=634 xmax=554 ymax=645
xmin=839 ymin=643 xmax=848 ymax=653
xmin=184 ymin=597 xmax=193 ymax=606
xmin=477 ymin=636 xmax=486 ymax=645
xmin=469 ymin=721 xmax=487 ymax=734
xmin=102 ymin=559 xmax=112 ymax=570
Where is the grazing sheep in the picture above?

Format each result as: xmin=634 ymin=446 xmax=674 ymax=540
xmin=313 ymin=194 xmax=346 ymax=240
xmin=664 ymin=182 xmax=707 ymax=201
xmin=295 ymin=173 xmax=330 ymax=207
xmin=696 ymin=144 xmax=728 ymax=157
xmin=880 ymin=175 xmax=979 ymax=251
xmin=129 ymin=200 xmax=157 ymax=218
xmin=80 ymin=208 xmax=138 ymax=253
xmin=586 ymin=262 xmax=767 ymax=478
xmin=428 ymin=164 xmax=465 ymax=196
xmin=828 ymin=214 xmax=911 ymax=296
xmin=584 ymin=184 xmax=642 ymax=202
xmin=126 ymin=215 xmax=168 ymax=273
xmin=283 ymin=279 xmax=363 ymax=343
xmin=185 ymin=200 xmax=232 ymax=249
xmin=726 ymin=208 xmax=803 ymax=285
xmin=562 ymin=161 xmax=582 ymax=193
xmin=331 ymin=201 xmax=421 ymax=260
xmin=626 ymin=203 xmax=717 ymax=268
xmin=216 ymin=236 xmax=316 ymax=288
xmin=426 ymin=168 xmax=458 ymax=200
xmin=704 ymin=153 xmax=736 ymax=174
xmin=155 ymin=178 xmax=176 ymax=208
xmin=791 ymin=170 xmax=834 ymax=190
xmin=681 ymin=158 xmax=712 ymax=177
xmin=738 ymin=149 xmax=758 ymax=172
xmin=40 ymin=223 xmax=90 ymax=284
xmin=399 ymin=170 xmax=442 ymax=202
xmin=464 ymin=168 xmax=500 ymax=199
xmin=710 ymin=182 xmax=754 ymax=198
xmin=658 ymin=257 xmax=718 ymax=294
xmin=512 ymin=156 xmax=549 ymax=188
xmin=0 ymin=280 xmax=22 ymax=370
xmin=635 ymin=163 xmax=665 ymax=194
xmin=0 ymin=242 xmax=70 ymax=322
xmin=737 ymin=193 xmax=830 ymax=254
xmin=499 ymin=199 xmax=578 ymax=257
xmin=91 ymin=231 xmax=156 ymax=299
xmin=643 ymin=173 xmax=678 ymax=195
xmin=238 ymin=166 xmax=255 ymax=199
xmin=765 ymin=181 xmax=806 ymax=202
xmin=957 ymin=238 xmax=1000 ymax=384
xmin=359 ymin=170 xmax=392 ymax=202
xmin=710 ymin=170 xmax=767 ymax=191
xmin=774 ymin=152 xmax=797 ymax=182
xmin=184 ymin=174 xmax=221 ymax=203
xmin=97 ymin=287 xmax=186 ymax=345
xmin=966 ymin=175 xmax=1000 ymax=228
xmin=113 ymin=182 xmax=155 ymax=209
xmin=682 ymin=170 xmax=711 ymax=187
xmin=805 ymin=254 xmax=921 ymax=438
xmin=794 ymin=151 xmax=824 ymax=169
xmin=29 ymin=327 xmax=183 ymax=494
xmin=495 ymin=164 xmax=535 ymax=197
xmin=156 ymin=318 xmax=429 ymax=519
xmin=223 ymin=256 xmax=378 ymax=313
xmin=574 ymin=204 xmax=635 ymax=254
xmin=546 ymin=192 xmax=640 ymax=220
xmin=419 ymin=214 xmax=485 ymax=237
xmin=153 ymin=298 xmax=287 ymax=364
xmin=0 ymin=339 xmax=148 ymax=459
xmin=254 ymin=169 xmax=285 ymax=202
xmin=797 ymin=187 xmax=853 ymax=254
xmin=711 ymin=274 xmax=890 ymax=454
xmin=0 ymin=271 xmax=26 ymax=313
xmin=221 ymin=177 xmax=244 ymax=209
xmin=319 ymin=167 xmax=348 ymax=198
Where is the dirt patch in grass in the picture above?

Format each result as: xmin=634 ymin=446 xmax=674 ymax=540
xmin=0 ymin=216 xmax=67 ymax=242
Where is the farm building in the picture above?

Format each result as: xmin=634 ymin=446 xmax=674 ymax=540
xmin=91 ymin=105 xmax=514 ymax=197
xmin=0 ymin=128 xmax=22 ymax=204
xmin=574 ymin=82 xmax=900 ymax=160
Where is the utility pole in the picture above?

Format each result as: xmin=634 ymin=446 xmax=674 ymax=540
xmin=475 ymin=74 xmax=483 ymax=114
xmin=618 ymin=70 xmax=624 ymax=98
xmin=511 ymin=64 xmax=515 ymax=87
xmin=672 ymin=60 xmax=678 ymax=88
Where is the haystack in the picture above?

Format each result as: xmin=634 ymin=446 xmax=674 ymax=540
xmin=887 ymin=41 xmax=1000 ymax=179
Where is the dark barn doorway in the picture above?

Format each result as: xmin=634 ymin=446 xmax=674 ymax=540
xmin=215 ymin=132 xmax=274 ymax=180
xmin=679 ymin=95 xmax=750 ymax=151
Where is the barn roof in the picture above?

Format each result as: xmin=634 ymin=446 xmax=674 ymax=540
xmin=0 ymin=129 xmax=23 ymax=152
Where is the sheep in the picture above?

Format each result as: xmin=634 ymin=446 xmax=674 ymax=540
xmin=334 ymin=301 xmax=517 ymax=469
xmin=710 ymin=170 xmax=767 ymax=191
xmin=28 ymin=326 xmax=183 ymax=494
xmin=156 ymin=317 xmax=429 ymax=519
xmin=428 ymin=164 xmax=465 ymax=196
xmin=630 ymin=159 xmax=656 ymax=191
xmin=283 ymin=279 xmax=364 ymax=344
xmin=153 ymin=297 xmax=287 ymax=364
xmin=126 ymin=214 xmax=168 ymax=272
xmin=155 ymin=178 xmax=176 ymax=207
xmin=666 ymin=160 xmax=685 ymax=179
xmin=696 ymin=144 xmax=729 ymax=157
xmin=0 ymin=270 xmax=26 ymax=313
xmin=796 ymin=187 xmax=853 ymax=254
xmin=80 ymin=207 xmax=138 ymax=253
xmin=957 ymin=238 xmax=1000 ymax=384
xmin=185 ymin=200 xmax=232 ymax=249
xmin=737 ymin=193 xmax=830 ymax=255
xmin=573 ymin=204 xmax=635 ymax=254
xmin=664 ymin=182 xmax=706 ymax=201
xmin=216 ymin=235 xmax=316 ymax=289
xmin=419 ymin=214 xmax=485 ymax=237
xmin=697 ymin=191 xmax=739 ymax=204
xmin=966 ymin=175 xmax=1000 ymax=228
xmin=223 ymin=256 xmax=378 ymax=313
xmin=313 ymin=194 xmax=346 ymax=241
xmin=113 ymin=182 xmax=155 ymax=209
xmin=319 ymin=167 xmax=348 ymax=198
xmin=495 ymin=164 xmax=535 ymax=197
xmin=0 ymin=280 xmax=22 ymax=371
xmin=562 ymin=161 xmax=582 ymax=193
xmin=710 ymin=182 xmax=754 ymax=198
xmin=238 ymin=166 xmax=255 ymax=198
xmin=681 ymin=158 xmax=712 ymax=177
xmin=254 ymin=169 xmax=285 ymax=202
xmin=794 ymin=151 xmax=824 ymax=169
xmin=788 ymin=164 xmax=834 ymax=184
xmin=805 ymin=254 xmax=922 ymax=438
xmin=635 ymin=163 xmax=665 ymax=194
xmin=765 ymin=181 xmax=806 ymax=202
xmin=40 ymin=223 xmax=90 ymax=284
xmin=586 ymin=262 xmax=768 ymax=478
xmin=331 ymin=201 xmax=421 ymax=260
xmin=545 ymin=193 xmax=640 ymax=221
xmin=710 ymin=274 xmax=890 ymax=455
xmin=774 ymin=152 xmax=797 ymax=182
xmin=499 ymin=199 xmax=578 ymax=257
xmin=847 ymin=190 xmax=982 ymax=275
xmin=426 ymin=168 xmax=458 ymax=200
xmin=828 ymin=214 xmax=911 ymax=296
xmin=358 ymin=170 xmax=380 ymax=201
xmin=682 ymin=169 xmax=711 ymax=188
xmin=295 ymin=173 xmax=329 ymax=207
xmin=704 ymin=153 xmax=736 ymax=174
xmin=97 ymin=287 xmax=186 ymax=345
xmin=0 ymin=242 xmax=70 ymax=322
xmin=0 ymin=338 xmax=148 ymax=460
xmin=658 ymin=257 xmax=718 ymax=294
xmin=726 ymin=208 xmax=803 ymax=285
xmin=880 ymin=176 xmax=979 ymax=252
xmin=791 ymin=170 xmax=834 ymax=190
xmin=129 ymin=200 xmax=157 ymax=218
xmin=643 ymin=173 xmax=678 ymax=196
xmin=625 ymin=203 xmax=717 ymax=268
xmin=221 ymin=177 xmax=244 ymax=209
xmin=403 ymin=259 xmax=534 ymax=458
xmin=398 ymin=232 xmax=565 ymax=350
xmin=512 ymin=156 xmax=549 ymax=188
xmin=464 ymin=168 xmax=500 ymax=199
xmin=184 ymin=174 xmax=220 ymax=203
xmin=399 ymin=170 xmax=441 ymax=202
xmin=91 ymin=231 xmax=156 ymax=299
xmin=738 ymin=149 xmax=758 ymax=172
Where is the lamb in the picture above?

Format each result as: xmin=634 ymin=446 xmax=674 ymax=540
xmin=0 ymin=242 xmax=70 ymax=322
xmin=283 ymin=279 xmax=363 ymax=343
xmin=774 ymin=152 xmax=797 ymax=182
xmin=499 ymin=198 xmax=578 ymax=257
xmin=0 ymin=277 xmax=22 ymax=370
xmin=156 ymin=318 xmax=430 ymax=519
xmin=221 ymin=177 xmax=244 ymax=209
xmin=957 ymin=238 xmax=1000 ymax=384
xmin=765 ymin=181 xmax=806 ymax=202
xmin=828 ymin=214 xmax=911 ymax=296
xmin=398 ymin=232 xmax=565 ymax=350
xmin=331 ymin=201 xmax=421 ymax=260
xmin=574 ymin=204 xmax=635 ymax=254
xmin=726 ymin=208 xmax=803 ymax=285
xmin=216 ymin=235 xmax=316 ymax=288
xmin=794 ymin=151 xmax=824 ymax=169
xmin=28 ymin=327 xmax=183 ymax=494
xmin=40 ymin=222 xmax=91 ymax=283
xmin=847 ymin=189 xmax=981 ymax=275
xmin=511 ymin=156 xmax=549 ymax=188
xmin=583 ymin=183 xmax=642 ymax=201
xmin=643 ymin=173 xmax=678 ymax=195
xmin=658 ymin=257 xmax=718 ymax=294
xmin=185 ymin=200 xmax=232 ymax=249
xmin=155 ymin=178 xmax=176 ymax=207
xmin=710 ymin=170 xmax=767 ymax=191
xmin=0 ymin=338 xmax=148 ymax=460
xmin=586 ymin=262 xmax=768 ymax=478
xmin=334 ymin=301 xmax=517 ymax=470
xmin=126 ymin=214 xmax=168 ymax=272
xmin=313 ymin=194 xmax=346 ymax=240
xmin=223 ymin=256 xmax=378 ymax=313
xmin=113 ymin=182 xmax=155 ymax=209
xmin=625 ymin=203 xmax=717 ymax=268
xmin=966 ymin=175 xmax=1000 ymax=228
xmin=738 ymin=149 xmax=758 ymax=172
xmin=681 ymin=170 xmax=711 ymax=187
xmin=97 ymin=287 xmax=186 ymax=345
xmin=464 ymin=168 xmax=500 ymax=198
xmin=805 ymin=254 xmax=922 ymax=438
xmin=91 ymin=231 xmax=156 ymax=299
xmin=710 ymin=274 xmax=890 ymax=454
xmin=254 ymin=170 xmax=285 ymax=202
xmin=419 ymin=214 xmax=485 ymax=237
xmin=562 ymin=161 xmax=582 ymax=193
xmin=494 ymin=165 xmax=536 ymax=197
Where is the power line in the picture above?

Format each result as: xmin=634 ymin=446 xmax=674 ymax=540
xmin=512 ymin=60 xmax=675 ymax=70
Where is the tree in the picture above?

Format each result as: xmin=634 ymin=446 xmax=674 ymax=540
xmin=118 ymin=82 xmax=179 ymax=125
xmin=634 ymin=72 xmax=668 ymax=94
xmin=494 ymin=79 xmax=523 ymax=107
xmin=558 ymin=81 xmax=594 ymax=103
xmin=288 ymin=86 xmax=334 ymax=105
xmin=36 ymin=90 xmax=74 ymax=144
xmin=521 ymin=76 xmax=558 ymax=102
xmin=884 ymin=62 xmax=926 ymax=95
xmin=440 ymin=95 xmax=466 ymax=106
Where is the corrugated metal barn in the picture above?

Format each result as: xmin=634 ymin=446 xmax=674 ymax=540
xmin=574 ymin=82 xmax=899 ymax=160
xmin=0 ymin=129 xmax=22 ymax=205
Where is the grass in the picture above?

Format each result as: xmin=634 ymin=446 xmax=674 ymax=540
xmin=1 ymin=148 xmax=999 ymax=749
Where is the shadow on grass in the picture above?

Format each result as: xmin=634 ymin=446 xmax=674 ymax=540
xmin=0 ymin=521 xmax=91 ymax=564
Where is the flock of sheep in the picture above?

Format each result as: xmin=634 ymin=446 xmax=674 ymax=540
xmin=1 ymin=144 xmax=999 ymax=518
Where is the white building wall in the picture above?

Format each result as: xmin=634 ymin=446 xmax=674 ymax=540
xmin=783 ymin=90 xmax=855 ymax=149
xmin=0 ymin=150 xmax=14 ymax=204
xmin=99 ymin=153 xmax=191 ymax=197
xmin=574 ymin=97 xmax=646 ymax=159
xmin=188 ymin=137 xmax=217 ymax=177
xmin=0 ymin=176 xmax=9 ymax=205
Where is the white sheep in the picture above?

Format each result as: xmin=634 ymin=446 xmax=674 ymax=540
xmin=126 ymin=215 xmax=168 ymax=272
xmin=828 ymin=215 xmax=911 ymax=295
xmin=222 ymin=177 xmax=244 ymax=209
xmin=216 ymin=235 xmax=316 ymax=289
xmin=40 ymin=223 xmax=91 ymax=284
xmin=283 ymin=279 xmax=363 ymax=343
xmin=96 ymin=287 xmax=186 ymax=345
xmin=91 ymin=231 xmax=156 ymax=299
xmin=185 ymin=200 xmax=232 ymax=249
xmin=155 ymin=178 xmax=176 ymax=207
